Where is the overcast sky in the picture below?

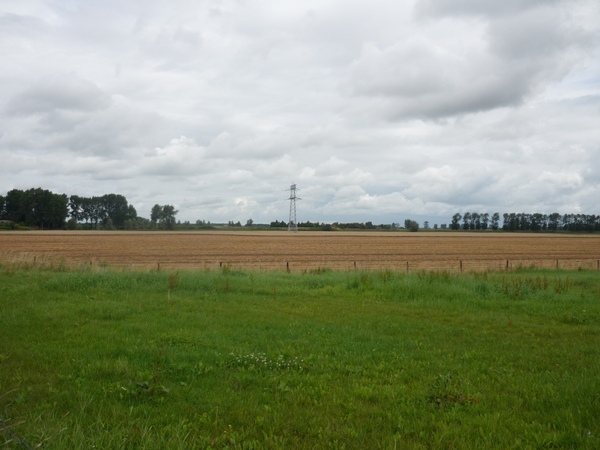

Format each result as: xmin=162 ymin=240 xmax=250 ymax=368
xmin=1 ymin=0 xmax=599 ymax=225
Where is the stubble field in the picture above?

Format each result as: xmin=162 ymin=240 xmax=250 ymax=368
xmin=1 ymin=231 xmax=600 ymax=272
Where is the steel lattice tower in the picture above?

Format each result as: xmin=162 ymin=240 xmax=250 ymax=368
xmin=287 ymin=183 xmax=300 ymax=232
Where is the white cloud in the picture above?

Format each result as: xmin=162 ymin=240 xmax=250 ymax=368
xmin=0 ymin=0 xmax=599 ymax=223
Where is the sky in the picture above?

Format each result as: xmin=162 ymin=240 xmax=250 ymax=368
xmin=1 ymin=0 xmax=599 ymax=226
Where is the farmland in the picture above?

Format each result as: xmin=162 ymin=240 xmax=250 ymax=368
xmin=2 ymin=231 xmax=600 ymax=448
xmin=1 ymin=230 xmax=600 ymax=271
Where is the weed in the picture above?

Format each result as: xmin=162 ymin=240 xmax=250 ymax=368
xmin=168 ymin=273 xmax=179 ymax=290
xmin=428 ymin=373 xmax=477 ymax=408
xmin=378 ymin=268 xmax=393 ymax=282
xmin=553 ymin=277 xmax=572 ymax=293
xmin=224 ymin=353 xmax=306 ymax=372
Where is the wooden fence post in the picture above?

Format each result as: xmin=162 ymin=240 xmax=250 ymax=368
xmin=406 ymin=261 xmax=409 ymax=273
xmin=157 ymin=262 xmax=160 ymax=272
xmin=354 ymin=261 xmax=356 ymax=270
xmin=460 ymin=260 xmax=463 ymax=273
xmin=286 ymin=261 xmax=290 ymax=273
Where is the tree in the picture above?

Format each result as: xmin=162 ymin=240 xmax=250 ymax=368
xmin=472 ymin=212 xmax=480 ymax=230
xmin=101 ymin=194 xmax=133 ymax=228
xmin=3 ymin=188 xmax=67 ymax=229
xmin=405 ymin=219 xmax=419 ymax=232
xmin=161 ymin=205 xmax=178 ymax=230
xmin=245 ymin=218 xmax=254 ymax=227
xmin=481 ymin=213 xmax=489 ymax=230
xmin=423 ymin=221 xmax=430 ymax=229
xmin=104 ymin=217 xmax=116 ymax=230
xmin=150 ymin=204 xmax=177 ymax=230
xmin=491 ymin=212 xmax=500 ymax=231
xmin=462 ymin=212 xmax=471 ymax=230
xmin=151 ymin=204 xmax=163 ymax=228
xmin=450 ymin=213 xmax=462 ymax=230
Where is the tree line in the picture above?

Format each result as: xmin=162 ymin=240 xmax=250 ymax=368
xmin=0 ymin=188 xmax=68 ymax=230
xmin=450 ymin=212 xmax=600 ymax=232
xmin=450 ymin=212 xmax=501 ymax=230
xmin=1 ymin=188 xmax=177 ymax=230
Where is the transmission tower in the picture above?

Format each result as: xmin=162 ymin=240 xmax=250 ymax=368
xmin=287 ymin=183 xmax=300 ymax=232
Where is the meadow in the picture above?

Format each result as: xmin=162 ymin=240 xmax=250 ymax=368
xmin=1 ymin=262 xmax=599 ymax=449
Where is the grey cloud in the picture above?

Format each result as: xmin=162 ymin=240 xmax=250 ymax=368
xmin=345 ymin=1 xmax=595 ymax=119
xmin=6 ymin=74 xmax=111 ymax=115
xmin=345 ymin=40 xmax=530 ymax=118
xmin=1 ymin=0 xmax=599 ymax=224
xmin=414 ymin=0 xmax=561 ymax=18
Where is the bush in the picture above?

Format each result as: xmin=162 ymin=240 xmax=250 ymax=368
xmin=67 ymin=217 xmax=78 ymax=230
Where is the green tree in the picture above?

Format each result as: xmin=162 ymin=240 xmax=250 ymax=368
xmin=450 ymin=213 xmax=462 ymax=230
xmin=481 ymin=213 xmax=489 ymax=230
xmin=472 ymin=212 xmax=480 ymax=230
xmin=404 ymin=219 xmax=419 ymax=232
xmin=151 ymin=204 xmax=163 ymax=228
xmin=0 ymin=194 xmax=5 ymax=219
xmin=491 ymin=212 xmax=500 ymax=231
xmin=150 ymin=204 xmax=178 ymax=230
xmin=462 ymin=212 xmax=471 ymax=230
xmin=4 ymin=188 xmax=67 ymax=229
xmin=162 ymin=205 xmax=178 ymax=230
xmin=101 ymin=194 xmax=134 ymax=228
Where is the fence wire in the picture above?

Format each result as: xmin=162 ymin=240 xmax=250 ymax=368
xmin=2 ymin=252 xmax=598 ymax=273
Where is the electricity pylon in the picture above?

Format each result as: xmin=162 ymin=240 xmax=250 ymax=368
xmin=287 ymin=183 xmax=300 ymax=232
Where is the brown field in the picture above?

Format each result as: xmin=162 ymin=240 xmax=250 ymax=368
xmin=1 ymin=230 xmax=600 ymax=272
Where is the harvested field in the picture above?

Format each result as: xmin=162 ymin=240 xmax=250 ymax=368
xmin=1 ymin=231 xmax=600 ymax=272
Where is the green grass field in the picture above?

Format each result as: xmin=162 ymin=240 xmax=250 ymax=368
xmin=1 ymin=264 xmax=599 ymax=449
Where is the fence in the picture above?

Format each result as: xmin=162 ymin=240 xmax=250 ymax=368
xmin=3 ymin=253 xmax=598 ymax=273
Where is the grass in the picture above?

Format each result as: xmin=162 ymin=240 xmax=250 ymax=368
xmin=1 ymin=264 xmax=599 ymax=449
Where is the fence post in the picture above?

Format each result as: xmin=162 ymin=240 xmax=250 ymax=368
xmin=354 ymin=261 xmax=356 ymax=270
xmin=460 ymin=260 xmax=463 ymax=273
xmin=157 ymin=262 xmax=160 ymax=272
xmin=556 ymin=260 xmax=559 ymax=270
xmin=506 ymin=260 xmax=508 ymax=271
xmin=220 ymin=261 xmax=222 ymax=268
xmin=33 ymin=256 xmax=36 ymax=264
xmin=598 ymin=259 xmax=599 ymax=271
xmin=406 ymin=261 xmax=409 ymax=273
xmin=286 ymin=261 xmax=290 ymax=273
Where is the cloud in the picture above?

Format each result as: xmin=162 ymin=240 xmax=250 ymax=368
xmin=6 ymin=73 xmax=111 ymax=115
xmin=343 ymin=0 xmax=595 ymax=119
xmin=0 ymin=0 xmax=599 ymax=223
